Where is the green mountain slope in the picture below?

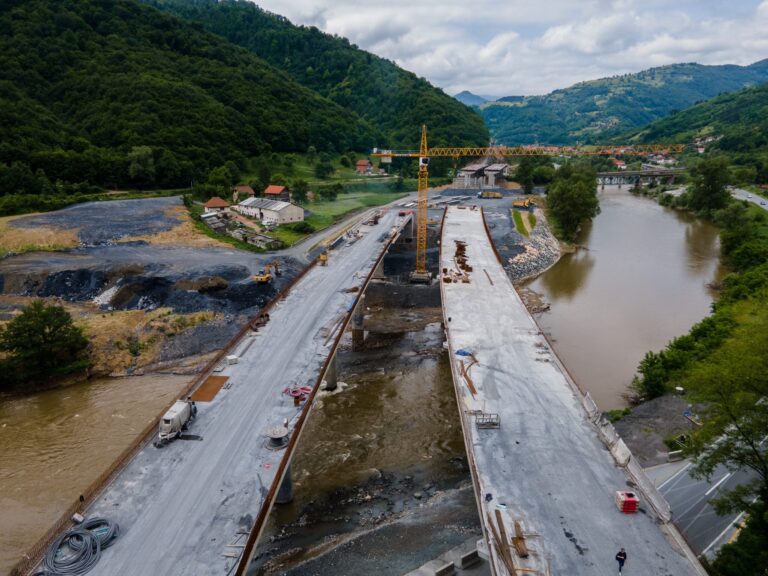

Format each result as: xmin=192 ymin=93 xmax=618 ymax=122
xmin=627 ymin=82 xmax=768 ymax=149
xmin=142 ymin=0 xmax=489 ymax=149
xmin=481 ymin=61 xmax=768 ymax=145
xmin=0 ymin=0 xmax=378 ymax=190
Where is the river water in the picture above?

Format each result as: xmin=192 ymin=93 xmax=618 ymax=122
xmin=525 ymin=186 xmax=723 ymax=410
xmin=0 ymin=374 xmax=190 ymax=573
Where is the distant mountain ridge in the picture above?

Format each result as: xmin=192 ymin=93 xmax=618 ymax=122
xmin=454 ymin=91 xmax=487 ymax=106
xmin=143 ymin=0 xmax=489 ymax=150
xmin=480 ymin=60 xmax=768 ymax=145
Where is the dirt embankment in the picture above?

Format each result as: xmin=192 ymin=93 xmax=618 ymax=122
xmin=612 ymin=394 xmax=702 ymax=467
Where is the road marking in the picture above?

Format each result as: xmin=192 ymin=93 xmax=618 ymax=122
xmin=658 ymin=462 xmax=692 ymax=491
xmin=704 ymin=472 xmax=732 ymax=496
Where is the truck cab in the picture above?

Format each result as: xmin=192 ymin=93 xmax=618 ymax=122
xmin=158 ymin=399 xmax=197 ymax=443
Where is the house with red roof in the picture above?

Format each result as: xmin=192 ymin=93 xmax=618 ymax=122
xmin=203 ymin=196 xmax=230 ymax=213
xmin=232 ymin=184 xmax=255 ymax=203
xmin=355 ymin=159 xmax=373 ymax=175
xmin=264 ymin=184 xmax=289 ymax=201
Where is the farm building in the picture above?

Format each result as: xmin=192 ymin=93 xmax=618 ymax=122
xmin=235 ymin=197 xmax=304 ymax=225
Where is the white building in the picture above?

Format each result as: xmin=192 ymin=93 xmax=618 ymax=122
xmin=234 ymin=197 xmax=304 ymax=225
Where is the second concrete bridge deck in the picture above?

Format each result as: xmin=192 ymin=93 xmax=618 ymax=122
xmin=439 ymin=205 xmax=702 ymax=576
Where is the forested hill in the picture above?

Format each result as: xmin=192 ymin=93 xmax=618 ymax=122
xmin=625 ymin=82 xmax=768 ymax=158
xmin=0 ymin=0 xmax=378 ymax=191
xmin=480 ymin=60 xmax=768 ymax=145
xmin=142 ymin=0 xmax=489 ymax=149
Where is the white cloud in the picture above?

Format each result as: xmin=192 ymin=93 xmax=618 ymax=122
xmin=252 ymin=0 xmax=768 ymax=96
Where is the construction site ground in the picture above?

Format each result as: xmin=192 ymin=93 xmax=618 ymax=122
xmin=440 ymin=206 xmax=699 ymax=576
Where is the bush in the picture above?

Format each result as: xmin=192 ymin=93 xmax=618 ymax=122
xmin=290 ymin=221 xmax=315 ymax=233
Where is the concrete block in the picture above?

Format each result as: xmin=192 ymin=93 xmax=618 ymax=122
xmin=225 ymin=355 xmax=239 ymax=365
xmin=667 ymin=450 xmax=684 ymax=462
xmin=460 ymin=549 xmax=480 ymax=568
xmin=434 ymin=562 xmax=455 ymax=576
xmin=611 ymin=438 xmax=631 ymax=467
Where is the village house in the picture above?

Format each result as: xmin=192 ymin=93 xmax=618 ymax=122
xmin=355 ymin=159 xmax=373 ymax=175
xmin=232 ymin=184 xmax=255 ymax=203
xmin=610 ymin=158 xmax=627 ymax=170
xmin=203 ymin=196 xmax=230 ymax=213
xmin=235 ymin=197 xmax=304 ymax=225
xmin=264 ymin=184 xmax=290 ymax=201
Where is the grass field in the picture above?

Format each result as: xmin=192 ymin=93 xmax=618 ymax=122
xmin=270 ymin=190 xmax=408 ymax=246
xmin=0 ymin=213 xmax=79 ymax=257
xmin=512 ymin=209 xmax=529 ymax=237
xmin=243 ymin=152 xmax=395 ymax=188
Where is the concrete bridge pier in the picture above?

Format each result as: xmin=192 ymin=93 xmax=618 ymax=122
xmin=275 ymin=464 xmax=293 ymax=504
xmin=372 ymin=257 xmax=386 ymax=279
xmin=351 ymin=294 xmax=366 ymax=351
xmin=324 ymin=353 xmax=339 ymax=391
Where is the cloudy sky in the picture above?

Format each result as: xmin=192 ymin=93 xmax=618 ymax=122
xmin=252 ymin=0 xmax=768 ymax=97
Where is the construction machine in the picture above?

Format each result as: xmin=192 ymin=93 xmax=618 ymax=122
xmin=253 ymin=260 xmax=281 ymax=284
xmin=319 ymin=251 xmax=329 ymax=266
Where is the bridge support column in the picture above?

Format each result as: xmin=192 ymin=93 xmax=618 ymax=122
xmin=372 ymin=257 xmax=386 ymax=280
xmin=352 ymin=295 xmax=366 ymax=351
xmin=276 ymin=464 xmax=293 ymax=504
xmin=324 ymin=353 xmax=338 ymax=391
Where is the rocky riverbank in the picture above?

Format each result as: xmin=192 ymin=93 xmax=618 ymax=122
xmin=483 ymin=204 xmax=562 ymax=283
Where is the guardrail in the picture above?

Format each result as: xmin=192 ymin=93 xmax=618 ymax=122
xmin=11 ymin=257 xmax=320 ymax=576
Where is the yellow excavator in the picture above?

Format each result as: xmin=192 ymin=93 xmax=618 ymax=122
xmin=319 ymin=251 xmax=329 ymax=266
xmin=253 ymin=260 xmax=281 ymax=284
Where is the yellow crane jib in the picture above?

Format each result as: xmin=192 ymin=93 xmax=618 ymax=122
xmin=370 ymin=126 xmax=684 ymax=283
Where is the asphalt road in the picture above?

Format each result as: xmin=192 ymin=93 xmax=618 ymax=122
xmin=658 ymin=462 xmax=756 ymax=556
xmin=730 ymin=186 xmax=768 ymax=210
xmin=71 ymin=209 xmax=401 ymax=576
xmin=440 ymin=207 xmax=700 ymax=576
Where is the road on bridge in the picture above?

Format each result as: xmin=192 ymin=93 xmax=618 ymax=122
xmin=70 ymin=209 xmax=400 ymax=576
xmin=439 ymin=206 xmax=702 ymax=576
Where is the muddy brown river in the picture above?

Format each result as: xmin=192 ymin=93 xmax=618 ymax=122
xmin=0 ymin=374 xmax=190 ymax=573
xmin=525 ymin=186 xmax=723 ymax=410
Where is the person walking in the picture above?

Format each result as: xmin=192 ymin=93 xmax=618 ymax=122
xmin=615 ymin=547 xmax=627 ymax=574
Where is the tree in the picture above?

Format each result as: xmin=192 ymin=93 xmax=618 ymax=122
xmin=546 ymin=165 xmax=600 ymax=241
xmin=689 ymin=157 xmax=730 ymax=214
xmin=515 ymin=156 xmax=535 ymax=194
xmin=0 ymin=300 xmax=89 ymax=387
xmin=292 ymin=179 xmax=309 ymax=204
xmin=127 ymin=146 xmax=155 ymax=188
xmin=314 ymin=159 xmax=334 ymax=179
xmin=207 ymin=165 xmax=233 ymax=194
xmin=682 ymin=311 xmax=768 ymax=519
xmin=317 ymin=183 xmax=342 ymax=201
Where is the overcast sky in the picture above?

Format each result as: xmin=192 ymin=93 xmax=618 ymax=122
xmin=252 ymin=0 xmax=768 ymax=97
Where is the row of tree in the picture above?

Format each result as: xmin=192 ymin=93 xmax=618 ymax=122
xmin=629 ymin=156 xmax=768 ymax=576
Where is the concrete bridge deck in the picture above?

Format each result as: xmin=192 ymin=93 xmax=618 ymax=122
xmin=47 ymin=209 xmax=406 ymax=576
xmin=439 ymin=206 xmax=701 ymax=576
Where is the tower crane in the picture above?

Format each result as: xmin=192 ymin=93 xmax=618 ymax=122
xmin=372 ymin=125 xmax=684 ymax=282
